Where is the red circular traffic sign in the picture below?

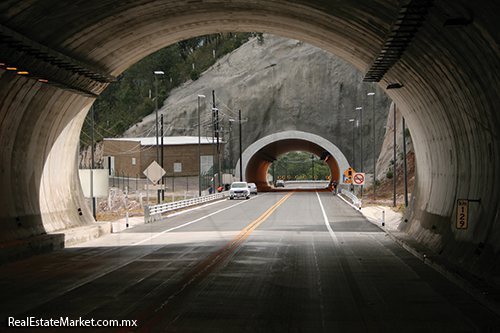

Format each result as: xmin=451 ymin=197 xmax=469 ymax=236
xmin=353 ymin=173 xmax=365 ymax=185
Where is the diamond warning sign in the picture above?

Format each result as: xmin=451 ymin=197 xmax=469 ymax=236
xmin=343 ymin=167 xmax=355 ymax=180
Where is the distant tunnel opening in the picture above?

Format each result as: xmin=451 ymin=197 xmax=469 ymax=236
xmin=236 ymin=131 xmax=349 ymax=192
xmin=246 ymin=139 xmax=339 ymax=191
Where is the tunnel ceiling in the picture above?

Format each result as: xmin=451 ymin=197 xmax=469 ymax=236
xmin=1 ymin=0 xmax=500 ymax=289
xmin=257 ymin=139 xmax=328 ymax=161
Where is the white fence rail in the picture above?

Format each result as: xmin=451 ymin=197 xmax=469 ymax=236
xmin=340 ymin=189 xmax=362 ymax=210
xmin=144 ymin=192 xmax=228 ymax=223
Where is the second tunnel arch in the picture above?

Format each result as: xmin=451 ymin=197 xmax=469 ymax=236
xmin=235 ymin=131 xmax=350 ymax=190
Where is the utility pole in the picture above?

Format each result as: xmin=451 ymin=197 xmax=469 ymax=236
xmin=216 ymin=107 xmax=221 ymax=189
xmin=311 ymin=154 xmax=314 ymax=180
xmin=154 ymin=70 xmax=164 ymax=204
xmin=239 ymin=110 xmax=243 ymax=181
xmin=393 ymin=104 xmax=397 ymax=207
xmin=368 ymin=92 xmax=376 ymax=200
xmin=356 ymin=107 xmax=363 ymax=196
xmin=212 ymin=90 xmax=216 ymax=190
xmin=198 ymin=94 xmax=205 ymax=197
xmin=403 ymin=117 xmax=408 ymax=207
xmin=90 ymin=105 xmax=96 ymax=220
xmin=161 ymin=114 xmax=164 ymax=201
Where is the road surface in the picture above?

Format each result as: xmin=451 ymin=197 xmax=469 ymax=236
xmin=1 ymin=190 xmax=499 ymax=332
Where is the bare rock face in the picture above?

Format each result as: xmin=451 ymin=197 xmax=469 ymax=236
xmin=125 ymin=34 xmax=392 ymax=173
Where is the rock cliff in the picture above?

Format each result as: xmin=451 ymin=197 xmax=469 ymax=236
xmin=124 ymin=34 xmax=393 ymax=174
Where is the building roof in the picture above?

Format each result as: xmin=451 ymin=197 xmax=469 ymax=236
xmin=104 ymin=136 xmax=224 ymax=146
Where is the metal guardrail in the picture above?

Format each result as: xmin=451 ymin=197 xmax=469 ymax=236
xmin=341 ymin=189 xmax=362 ymax=210
xmin=144 ymin=192 xmax=228 ymax=223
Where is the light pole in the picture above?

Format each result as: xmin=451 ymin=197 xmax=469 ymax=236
xmin=197 ymin=94 xmax=205 ymax=196
xmin=356 ymin=107 xmax=363 ymax=196
xmin=229 ymin=111 xmax=246 ymax=181
xmin=368 ymin=92 xmax=376 ymax=200
xmin=403 ymin=116 xmax=408 ymax=207
xmin=311 ymin=154 xmax=314 ymax=180
xmin=154 ymin=70 xmax=164 ymax=203
xmin=393 ymin=104 xmax=397 ymax=207
xmin=349 ymin=119 xmax=355 ymax=169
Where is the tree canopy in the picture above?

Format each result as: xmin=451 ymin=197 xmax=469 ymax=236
xmin=270 ymin=152 xmax=331 ymax=181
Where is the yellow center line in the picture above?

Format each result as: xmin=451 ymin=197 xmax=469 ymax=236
xmin=119 ymin=190 xmax=296 ymax=333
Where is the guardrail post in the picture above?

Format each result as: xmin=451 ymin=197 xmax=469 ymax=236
xmin=144 ymin=205 xmax=150 ymax=224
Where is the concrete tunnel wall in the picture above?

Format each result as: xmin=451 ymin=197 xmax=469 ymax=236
xmin=0 ymin=0 xmax=500 ymax=287
xmin=234 ymin=131 xmax=349 ymax=190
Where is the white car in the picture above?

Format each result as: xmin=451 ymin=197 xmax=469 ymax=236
xmin=229 ymin=182 xmax=250 ymax=200
xmin=247 ymin=183 xmax=258 ymax=195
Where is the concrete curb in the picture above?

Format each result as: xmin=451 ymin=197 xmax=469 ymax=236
xmin=0 ymin=222 xmax=112 ymax=265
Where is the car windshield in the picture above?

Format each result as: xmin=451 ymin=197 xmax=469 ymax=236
xmin=232 ymin=183 xmax=247 ymax=188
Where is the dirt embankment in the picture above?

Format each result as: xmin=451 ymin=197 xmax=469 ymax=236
xmin=362 ymin=151 xmax=415 ymax=212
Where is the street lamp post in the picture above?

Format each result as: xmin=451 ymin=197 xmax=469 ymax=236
xmin=311 ymin=154 xmax=314 ymax=180
xmin=197 ymin=94 xmax=205 ymax=197
xmin=356 ymin=107 xmax=363 ymax=196
xmin=154 ymin=70 xmax=164 ymax=204
xmin=393 ymin=104 xmax=397 ymax=207
xmin=368 ymin=92 xmax=376 ymax=200
xmin=229 ymin=111 xmax=246 ymax=181
xmin=349 ymin=119 xmax=355 ymax=169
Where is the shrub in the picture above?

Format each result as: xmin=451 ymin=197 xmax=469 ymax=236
xmin=386 ymin=170 xmax=394 ymax=179
xmin=190 ymin=69 xmax=200 ymax=81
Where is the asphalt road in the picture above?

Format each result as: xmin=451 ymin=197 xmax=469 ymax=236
xmin=1 ymin=190 xmax=499 ymax=332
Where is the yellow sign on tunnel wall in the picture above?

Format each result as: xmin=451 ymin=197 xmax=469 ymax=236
xmin=457 ymin=199 xmax=468 ymax=229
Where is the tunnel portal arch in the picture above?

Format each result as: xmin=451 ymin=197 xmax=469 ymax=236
xmin=235 ymin=131 xmax=349 ymax=190
xmin=1 ymin=0 xmax=500 ymax=286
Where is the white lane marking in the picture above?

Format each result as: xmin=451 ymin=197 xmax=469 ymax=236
xmin=133 ymin=195 xmax=264 ymax=246
xmin=316 ymin=191 xmax=341 ymax=246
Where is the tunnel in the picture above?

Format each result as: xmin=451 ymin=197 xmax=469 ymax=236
xmin=234 ymin=131 xmax=350 ymax=191
xmin=1 ymin=0 xmax=500 ymax=290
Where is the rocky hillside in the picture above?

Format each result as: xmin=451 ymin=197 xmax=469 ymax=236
xmin=124 ymin=34 xmax=394 ymax=173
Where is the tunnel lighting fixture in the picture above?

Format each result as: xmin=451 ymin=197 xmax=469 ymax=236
xmin=0 ymin=63 xmax=5 ymax=66
xmin=443 ymin=17 xmax=472 ymax=27
xmin=6 ymin=67 xmax=17 ymax=70
xmin=38 ymin=79 xmax=48 ymax=82
xmin=17 ymin=71 xmax=29 ymax=75
xmin=387 ymin=83 xmax=404 ymax=89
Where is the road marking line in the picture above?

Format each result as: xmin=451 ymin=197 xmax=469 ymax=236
xmin=119 ymin=191 xmax=296 ymax=332
xmin=316 ymin=191 xmax=378 ymax=333
xmin=132 ymin=199 xmax=249 ymax=246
